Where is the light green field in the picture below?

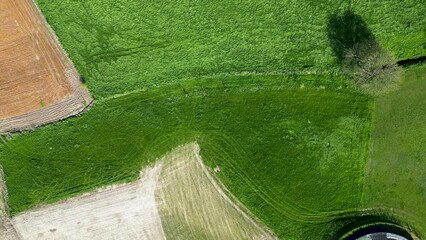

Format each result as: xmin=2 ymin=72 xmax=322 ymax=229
xmin=363 ymin=66 xmax=426 ymax=237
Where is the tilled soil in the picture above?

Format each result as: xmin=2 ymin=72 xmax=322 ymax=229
xmin=0 ymin=0 xmax=91 ymax=132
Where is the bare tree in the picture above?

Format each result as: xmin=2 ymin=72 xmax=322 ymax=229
xmin=343 ymin=40 xmax=402 ymax=95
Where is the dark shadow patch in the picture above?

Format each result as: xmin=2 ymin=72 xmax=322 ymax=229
xmin=331 ymin=215 xmax=415 ymax=240
xmin=326 ymin=9 xmax=374 ymax=64
xmin=326 ymin=9 xmax=403 ymax=96
xmin=397 ymin=56 xmax=426 ymax=67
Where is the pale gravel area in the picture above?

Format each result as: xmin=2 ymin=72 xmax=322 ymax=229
xmin=0 ymin=219 xmax=21 ymax=240
xmin=11 ymin=163 xmax=165 ymax=240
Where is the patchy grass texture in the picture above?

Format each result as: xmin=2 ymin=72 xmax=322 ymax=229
xmin=156 ymin=143 xmax=274 ymax=240
xmin=0 ymin=0 xmax=424 ymax=239
xmin=0 ymin=75 xmax=373 ymax=239
xmin=363 ymin=66 xmax=426 ymax=236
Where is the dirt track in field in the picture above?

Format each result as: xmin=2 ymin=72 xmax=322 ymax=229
xmin=0 ymin=0 xmax=91 ymax=132
xmin=11 ymin=163 xmax=165 ymax=240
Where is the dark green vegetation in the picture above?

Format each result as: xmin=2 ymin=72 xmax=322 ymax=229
xmin=363 ymin=66 xmax=426 ymax=237
xmin=36 ymin=0 xmax=425 ymax=99
xmin=1 ymin=0 xmax=425 ymax=239
xmin=0 ymin=75 xmax=372 ymax=239
xmin=327 ymin=9 xmax=374 ymax=64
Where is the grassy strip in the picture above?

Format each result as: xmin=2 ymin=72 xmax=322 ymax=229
xmin=0 ymin=75 xmax=372 ymax=239
xmin=362 ymin=66 xmax=426 ymax=238
xmin=36 ymin=0 xmax=425 ymax=99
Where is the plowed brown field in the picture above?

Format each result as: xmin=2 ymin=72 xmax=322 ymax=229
xmin=0 ymin=0 xmax=91 ymax=132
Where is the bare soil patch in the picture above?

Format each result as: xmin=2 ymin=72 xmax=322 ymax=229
xmin=0 ymin=0 xmax=91 ymax=132
xmin=0 ymin=219 xmax=21 ymax=240
xmin=10 ymin=163 xmax=165 ymax=240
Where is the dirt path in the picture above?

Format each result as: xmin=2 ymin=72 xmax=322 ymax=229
xmin=0 ymin=0 xmax=92 ymax=132
xmin=11 ymin=163 xmax=165 ymax=240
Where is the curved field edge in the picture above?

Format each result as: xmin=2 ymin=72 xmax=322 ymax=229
xmin=336 ymin=221 xmax=417 ymax=240
xmin=8 ymin=163 xmax=164 ymax=240
xmin=0 ymin=74 xmax=373 ymax=239
xmin=156 ymin=143 xmax=275 ymax=240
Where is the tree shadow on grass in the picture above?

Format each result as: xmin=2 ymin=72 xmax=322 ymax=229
xmin=326 ymin=9 xmax=402 ymax=96
xmin=326 ymin=9 xmax=375 ymax=64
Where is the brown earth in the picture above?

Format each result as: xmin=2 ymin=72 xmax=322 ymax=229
xmin=0 ymin=0 xmax=91 ymax=132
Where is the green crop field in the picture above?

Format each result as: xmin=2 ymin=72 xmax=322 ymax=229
xmin=36 ymin=0 xmax=425 ymax=99
xmin=363 ymin=65 xmax=426 ymax=236
xmin=0 ymin=0 xmax=425 ymax=239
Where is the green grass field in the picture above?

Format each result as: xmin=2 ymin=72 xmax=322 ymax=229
xmin=36 ymin=0 xmax=425 ymax=99
xmin=0 ymin=75 xmax=373 ymax=239
xmin=0 ymin=0 xmax=425 ymax=239
xmin=363 ymin=66 xmax=426 ymax=237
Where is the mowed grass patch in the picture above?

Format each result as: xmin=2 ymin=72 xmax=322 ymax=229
xmin=363 ymin=66 xmax=426 ymax=237
xmin=0 ymin=75 xmax=372 ymax=239
xmin=35 ymin=0 xmax=425 ymax=98
xmin=156 ymin=143 xmax=274 ymax=240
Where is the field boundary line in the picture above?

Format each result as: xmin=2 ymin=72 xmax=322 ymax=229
xmin=191 ymin=143 xmax=278 ymax=239
xmin=99 ymin=70 xmax=346 ymax=104
xmin=0 ymin=96 xmax=93 ymax=133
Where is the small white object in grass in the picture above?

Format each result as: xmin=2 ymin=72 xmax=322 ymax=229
xmin=214 ymin=165 xmax=221 ymax=173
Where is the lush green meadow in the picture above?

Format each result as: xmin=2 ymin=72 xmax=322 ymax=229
xmin=36 ymin=0 xmax=425 ymax=99
xmin=0 ymin=75 xmax=372 ymax=239
xmin=363 ymin=66 xmax=426 ymax=237
xmin=0 ymin=0 xmax=424 ymax=239
xmin=353 ymin=1 xmax=425 ymax=60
